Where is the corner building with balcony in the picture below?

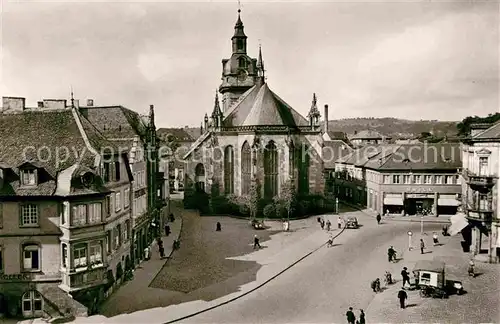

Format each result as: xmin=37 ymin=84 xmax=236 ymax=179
xmin=183 ymin=10 xmax=325 ymax=199
xmin=0 ymin=97 xmax=133 ymax=320
xmin=462 ymin=122 xmax=500 ymax=263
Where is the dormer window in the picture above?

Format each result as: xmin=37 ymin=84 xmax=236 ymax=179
xmin=21 ymin=169 xmax=37 ymax=186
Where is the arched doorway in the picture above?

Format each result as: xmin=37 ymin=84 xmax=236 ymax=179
xmin=195 ymin=163 xmax=205 ymax=192
xmin=21 ymin=290 xmax=43 ymax=318
xmin=264 ymin=141 xmax=278 ymax=199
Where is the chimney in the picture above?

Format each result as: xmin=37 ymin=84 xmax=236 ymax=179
xmin=324 ymin=104 xmax=329 ymax=134
xmin=37 ymin=101 xmax=44 ymax=108
xmin=2 ymin=97 xmax=26 ymax=112
xmin=87 ymin=99 xmax=94 ymax=106
xmin=42 ymin=99 xmax=67 ymax=109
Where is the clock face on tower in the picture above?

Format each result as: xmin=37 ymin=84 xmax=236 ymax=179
xmin=238 ymin=69 xmax=248 ymax=81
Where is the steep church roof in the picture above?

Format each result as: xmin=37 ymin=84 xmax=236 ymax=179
xmin=223 ymin=82 xmax=309 ymax=128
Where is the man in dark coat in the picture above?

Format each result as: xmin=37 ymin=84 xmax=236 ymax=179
xmin=346 ymin=307 xmax=356 ymax=324
xmin=165 ymin=224 xmax=171 ymax=236
xmin=388 ymin=246 xmax=396 ymax=262
xmin=253 ymin=235 xmax=261 ymax=249
xmin=398 ymin=288 xmax=408 ymax=309
xmin=216 ymin=222 xmax=222 ymax=231
xmin=376 ymin=213 xmax=381 ymax=224
xmin=401 ymin=267 xmax=410 ymax=287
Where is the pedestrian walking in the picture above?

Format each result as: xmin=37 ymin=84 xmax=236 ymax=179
xmin=420 ymin=238 xmax=425 ymax=254
xmin=338 ymin=216 xmax=343 ymax=229
xmin=320 ymin=219 xmax=325 ymax=230
xmin=144 ymin=246 xmax=151 ymax=260
xmin=216 ymin=222 xmax=222 ymax=231
xmin=157 ymin=237 xmax=163 ymax=248
xmin=253 ymin=235 xmax=261 ymax=249
xmin=432 ymin=232 xmax=439 ymax=246
xmin=317 ymin=216 xmax=322 ymax=224
xmin=371 ymin=278 xmax=381 ymax=292
xmin=326 ymin=220 xmax=331 ymax=231
xmin=357 ymin=309 xmax=365 ymax=324
xmin=397 ymin=288 xmax=408 ymax=309
xmin=346 ymin=307 xmax=356 ymax=324
xmin=468 ymin=259 xmax=475 ymax=277
xmin=165 ymin=224 xmax=171 ymax=236
xmin=388 ymin=246 xmax=396 ymax=262
xmin=401 ymin=267 xmax=410 ymax=287
xmin=376 ymin=213 xmax=381 ymax=224
xmin=169 ymin=213 xmax=175 ymax=222
xmin=159 ymin=245 xmax=165 ymax=258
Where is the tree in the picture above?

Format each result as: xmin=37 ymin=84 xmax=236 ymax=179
xmin=457 ymin=113 xmax=500 ymax=137
xmin=248 ymin=178 xmax=261 ymax=219
xmin=278 ymin=178 xmax=297 ymax=220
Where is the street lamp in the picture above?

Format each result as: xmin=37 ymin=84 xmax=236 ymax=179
xmin=408 ymin=231 xmax=413 ymax=250
xmin=420 ymin=216 xmax=424 ymax=236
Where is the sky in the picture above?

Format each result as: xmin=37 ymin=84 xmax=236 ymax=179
xmin=1 ymin=0 xmax=498 ymax=127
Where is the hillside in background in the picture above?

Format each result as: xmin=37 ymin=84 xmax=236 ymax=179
xmin=327 ymin=117 xmax=458 ymax=138
xmin=179 ymin=118 xmax=459 ymax=141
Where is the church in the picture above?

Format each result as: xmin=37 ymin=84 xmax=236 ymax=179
xmin=183 ymin=9 xmax=326 ymax=201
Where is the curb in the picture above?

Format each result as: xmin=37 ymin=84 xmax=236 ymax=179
xmin=148 ymin=211 xmax=184 ymax=287
xmin=163 ymin=225 xmax=348 ymax=323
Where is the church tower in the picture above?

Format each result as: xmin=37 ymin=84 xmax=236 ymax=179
xmin=219 ymin=9 xmax=258 ymax=112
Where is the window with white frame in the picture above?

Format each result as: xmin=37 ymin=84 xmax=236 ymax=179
xmin=122 ymin=220 xmax=129 ymax=242
xmin=23 ymin=244 xmax=40 ymax=271
xmin=114 ymin=226 xmax=120 ymax=249
xmin=115 ymin=192 xmax=121 ymax=212
xmin=445 ymin=175 xmax=454 ymax=184
xmin=21 ymin=204 xmax=39 ymax=226
xmin=73 ymin=244 xmax=87 ymax=268
xmin=72 ymin=205 xmax=87 ymax=226
xmin=403 ymin=175 xmax=411 ymax=184
xmin=424 ymin=175 xmax=432 ymax=184
xmin=392 ymin=175 xmax=401 ymax=184
xmin=21 ymin=169 xmax=36 ymax=186
xmin=106 ymin=230 xmax=112 ymax=253
xmin=61 ymin=243 xmax=67 ymax=268
xmin=124 ymin=189 xmax=130 ymax=208
xmin=88 ymin=203 xmax=102 ymax=224
xmin=89 ymin=242 xmax=102 ymax=264
xmin=413 ymin=175 xmax=422 ymax=184
xmin=383 ymin=175 xmax=391 ymax=184
xmin=435 ymin=175 xmax=443 ymax=184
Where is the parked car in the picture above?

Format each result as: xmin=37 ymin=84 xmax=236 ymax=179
xmin=346 ymin=216 xmax=358 ymax=229
xmin=251 ymin=219 xmax=265 ymax=230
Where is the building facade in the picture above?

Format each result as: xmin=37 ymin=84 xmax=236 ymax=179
xmin=335 ymin=143 xmax=462 ymax=216
xmin=348 ymin=130 xmax=391 ymax=148
xmin=0 ymin=97 xmax=133 ymax=319
xmin=80 ymin=103 xmax=166 ymax=266
xmin=462 ymin=122 xmax=499 ymax=263
xmin=183 ymin=10 xmax=325 ymax=200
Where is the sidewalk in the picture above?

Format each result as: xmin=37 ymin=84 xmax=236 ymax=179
xmin=97 ymin=204 xmax=183 ymax=317
xmin=365 ymin=234 xmax=500 ymax=323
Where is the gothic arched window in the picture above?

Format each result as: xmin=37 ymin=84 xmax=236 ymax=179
xmin=238 ymin=57 xmax=246 ymax=68
xmin=195 ymin=163 xmax=205 ymax=192
xmin=224 ymin=146 xmax=234 ymax=194
xmin=241 ymin=142 xmax=251 ymax=195
xmin=264 ymin=141 xmax=278 ymax=199
xmin=288 ymin=141 xmax=295 ymax=178
xmin=299 ymin=146 xmax=310 ymax=194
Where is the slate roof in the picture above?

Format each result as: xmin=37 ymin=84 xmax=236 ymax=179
xmin=350 ymin=129 xmax=390 ymax=140
xmin=322 ymin=140 xmax=354 ymax=169
xmin=80 ymin=106 xmax=147 ymax=151
xmin=0 ymin=108 xmax=115 ymax=196
xmin=364 ymin=143 xmax=462 ymax=171
xmin=472 ymin=121 xmax=500 ymax=140
xmin=223 ymin=82 xmax=309 ymax=127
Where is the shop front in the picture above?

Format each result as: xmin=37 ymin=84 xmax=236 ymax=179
xmin=437 ymin=193 xmax=461 ymax=215
xmin=383 ymin=193 xmax=404 ymax=215
xmin=405 ymin=193 xmax=435 ymax=215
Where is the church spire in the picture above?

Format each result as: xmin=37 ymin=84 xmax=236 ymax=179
xmin=257 ymin=43 xmax=265 ymax=80
xmin=231 ymin=5 xmax=247 ymax=54
xmin=211 ymin=90 xmax=223 ymax=130
xmin=307 ymin=93 xmax=321 ymax=130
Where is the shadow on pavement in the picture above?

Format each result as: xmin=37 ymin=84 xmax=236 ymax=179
xmin=406 ymin=303 xmax=417 ymax=308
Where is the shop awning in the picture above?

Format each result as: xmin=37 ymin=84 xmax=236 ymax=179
xmin=383 ymin=197 xmax=403 ymax=206
xmin=449 ymin=213 xmax=468 ymax=236
xmin=438 ymin=198 xmax=460 ymax=206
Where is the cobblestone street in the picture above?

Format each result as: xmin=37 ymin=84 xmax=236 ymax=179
xmin=366 ymin=233 xmax=500 ymax=323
